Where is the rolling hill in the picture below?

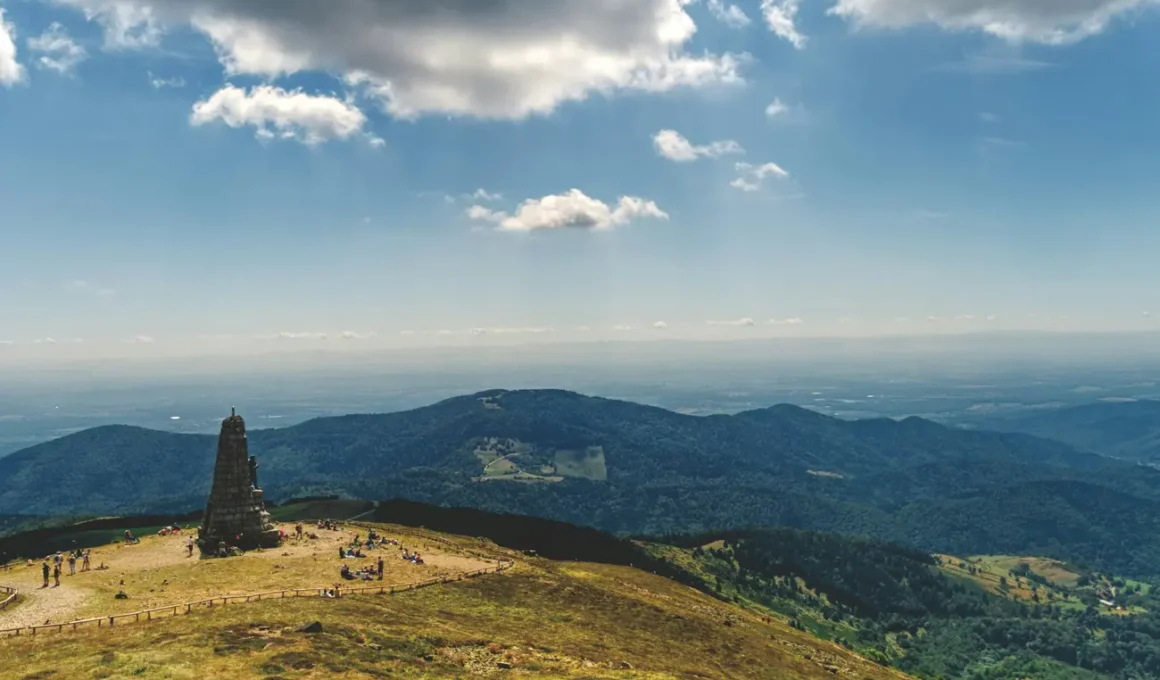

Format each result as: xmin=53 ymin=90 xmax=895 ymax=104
xmin=3 ymin=389 xmax=1160 ymax=577
xmin=982 ymin=399 xmax=1160 ymax=463
xmin=0 ymin=508 xmax=911 ymax=680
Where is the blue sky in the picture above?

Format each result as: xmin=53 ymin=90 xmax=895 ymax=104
xmin=2 ymin=0 xmax=1160 ymax=361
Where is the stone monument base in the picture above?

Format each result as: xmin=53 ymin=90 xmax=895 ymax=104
xmin=197 ymin=527 xmax=281 ymax=555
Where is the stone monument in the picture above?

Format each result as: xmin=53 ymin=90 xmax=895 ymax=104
xmin=198 ymin=407 xmax=281 ymax=555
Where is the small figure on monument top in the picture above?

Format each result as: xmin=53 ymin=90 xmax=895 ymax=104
xmin=197 ymin=407 xmax=281 ymax=556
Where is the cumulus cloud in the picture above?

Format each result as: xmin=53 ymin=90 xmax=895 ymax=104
xmin=707 ymin=0 xmax=751 ymax=27
xmin=653 ymin=129 xmax=744 ymax=162
xmin=0 ymin=8 xmax=24 ymax=86
xmin=730 ymin=161 xmax=790 ymax=192
xmin=33 ymin=337 xmax=58 ymax=344
xmin=612 ymin=325 xmax=634 ymax=331
xmin=57 ymin=0 xmax=746 ymax=119
xmin=340 ymin=331 xmax=375 ymax=340
xmin=28 ymin=22 xmax=87 ymax=75
xmin=468 ymin=188 xmax=502 ymax=202
xmin=66 ymin=280 xmax=116 ymax=298
xmin=190 ymin=84 xmax=374 ymax=146
xmin=125 ymin=335 xmax=155 ymax=344
xmin=762 ymin=0 xmax=807 ymax=48
xmin=768 ymin=317 xmax=803 ymax=324
xmin=653 ymin=321 xmax=669 ymax=329
xmin=828 ymin=0 xmax=1157 ymax=45
xmin=765 ymin=98 xmax=789 ymax=118
xmin=148 ymin=71 xmax=185 ymax=88
xmin=708 ymin=318 xmax=756 ymax=326
xmin=468 ymin=189 xmax=668 ymax=232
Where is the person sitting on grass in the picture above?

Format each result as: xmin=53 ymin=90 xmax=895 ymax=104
xmin=340 ymin=564 xmax=353 ymax=580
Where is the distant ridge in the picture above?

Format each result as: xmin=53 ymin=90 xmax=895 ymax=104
xmin=1 ymin=389 xmax=1158 ymax=576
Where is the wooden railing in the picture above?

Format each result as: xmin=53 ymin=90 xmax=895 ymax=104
xmin=0 ymin=560 xmax=512 ymax=639
xmin=0 ymin=586 xmax=16 ymax=611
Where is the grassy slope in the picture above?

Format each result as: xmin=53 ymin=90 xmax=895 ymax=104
xmin=0 ymin=526 xmax=912 ymax=680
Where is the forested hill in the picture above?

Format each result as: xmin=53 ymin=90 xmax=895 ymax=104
xmin=982 ymin=399 xmax=1160 ymax=463
xmin=2 ymin=388 xmax=1159 ymax=576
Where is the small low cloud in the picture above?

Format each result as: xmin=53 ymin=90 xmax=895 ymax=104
xmin=399 ymin=330 xmax=416 ymax=337
xmin=730 ymin=162 xmax=789 ymax=192
xmin=33 ymin=337 xmax=58 ymax=345
xmin=468 ymin=188 xmax=502 ymax=202
xmin=434 ymin=329 xmax=455 ymax=336
xmin=612 ymin=325 xmax=634 ymax=331
xmin=0 ymin=8 xmax=26 ymax=87
xmin=469 ymin=326 xmax=553 ymax=336
xmin=190 ymin=84 xmax=373 ymax=146
xmin=768 ymin=317 xmax=803 ymax=325
xmin=708 ymin=318 xmax=756 ymax=327
xmin=653 ymin=321 xmax=669 ymax=329
xmin=762 ymin=0 xmax=807 ymax=49
xmin=653 ymin=129 xmax=744 ymax=162
xmin=125 ymin=335 xmax=155 ymax=344
xmin=340 ymin=331 xmax=375 ymax=340
xmin=0 ymin=340 xmax=14 ymax=345
xmin=148 ymin=70 xmax=185 ymax=88
xmin=468 ymin=189 xmax=668 ymax=232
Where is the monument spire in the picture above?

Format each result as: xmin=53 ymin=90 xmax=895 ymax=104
xmin=197 ymin=407 xmax=281 ymax=555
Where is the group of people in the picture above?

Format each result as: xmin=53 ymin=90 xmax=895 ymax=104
xmin=40 ymin=548 xmax=92 ymax=587
xmin=339 ymin=557 xmax=384 ymax=581
xmin=336 ymin=528 xmax=426 ymax=580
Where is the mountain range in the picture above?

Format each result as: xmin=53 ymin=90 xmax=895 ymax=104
xmin=4 ymin=389 xmax=1159 ymax=576
xmin=981 ymin=399 xmax=1160 ymax=464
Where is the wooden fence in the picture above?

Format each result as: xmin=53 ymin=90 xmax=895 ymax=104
xmin=0 ymin=586 xmax=16 ymax=611
xmin=0 ymin=560 xmax=513 ymax=639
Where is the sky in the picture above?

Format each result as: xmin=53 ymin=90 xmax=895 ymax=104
xmin=2 ymin=0 xmax=1160 ymax=363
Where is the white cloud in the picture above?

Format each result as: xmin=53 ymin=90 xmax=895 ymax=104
xmin=28 ymin=22 xmax=87 ymax=75
xmin=612 ymin=325 xmax=634 ymax=331
xmin=66 ymin=280 xmax=116 ymax=298
xmin=768 ymin=317 xmax=803 ymax=325
xmin=125 ymin=335 xmax=155 ymax=344
xmin=730 ymin=161 xmax=790 ymax=192
xmin=653 ymin=321 xmax=669 ymax=329
xmin=765 ymin=98 xmax=789 ymax=118
xmin=762 ymin=0 xmax=807 ymax=48
xmin=469 ymin=326 xmax=553 ymax=336
xmin=828 ymin=0 xmax=1158 ymax=45
xmin=148 ymin=71 xmax=185 ymax=88
xmin=340 ymin=331 xmax=375 ymax=340
xmin=0 ymin=8 xmax=25 ymax=86
xmin=707 ymin=0 xmax=751 ymax=27
xmin=59 ymin=0 xmax=746 ymax=120
xmin=468 ymin=188 xmax=502 ymax=202
xmin=434 ymin=329 xmax=455 ymax=336
xmin=33 ymin=337 xmax=58 ymax=345
xmin=468 ymin=189 xmax=668 ymax=232
xmin=652 ymin=129 xmax=744 ymax=162
xmin=190 ymin=84 xmax=373 ymax=146
xmin=708 ymin=318 xmax=756 ymax=326
xmin=0 ymin=340 xmax=13 ymax=346
xmin=399 ymin=330 xmax=416 ymax=336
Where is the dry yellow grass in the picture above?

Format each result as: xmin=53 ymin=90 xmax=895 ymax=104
xmin=0 ymin=524 xmax=916 ymax=680
xmin=0 ymin=522 xmax=495 ymax=630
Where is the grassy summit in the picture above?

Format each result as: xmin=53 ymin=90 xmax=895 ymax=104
xmin=0 ymin=520 xmax=912 ymax=680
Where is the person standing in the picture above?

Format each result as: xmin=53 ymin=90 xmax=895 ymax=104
xmin=53 ymin=561 xmax=61 ymax=587
xmin=41 ymin=560 xmax=49 ymax=587
xmin=187 ymin=536 xmax=195 ymax=557
xmin=82 ymin=550 xmax=91 ymax=572
xmin=378 ymin=556 xmax=384 ymax=580
xmin=67 ymin=553 xmax=76 ymax=575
